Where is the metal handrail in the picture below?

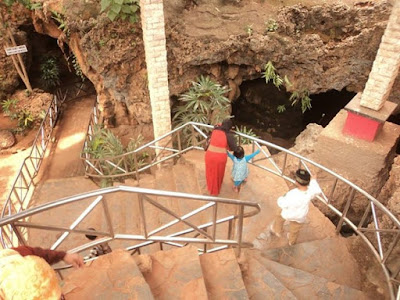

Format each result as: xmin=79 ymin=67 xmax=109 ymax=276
xmin=0 ymin=186 xmax=261 ymax=262
xmin=0 ymin=93 xmax=63 ymax=247
xmin=80 ymin=120 xmax=400 ymax=299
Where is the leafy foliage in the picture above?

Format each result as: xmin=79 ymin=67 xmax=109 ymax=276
xmin=71 ymin=54 xmax=85 ymax=81
xmin=51 ymin=11 xmax=69 ymax=36
xmin=235 ymin=125 xmax=258 ymax=145
xmin=262 ymin=61 xmax=284 ymax=89
xmin=262 ymin=61 xmax=312 ymax=113
xmin=245 ymin=24 xmax=253 ymax=37
xmin=276 ymin=105 xmax=286 ymax=113
xmin=17 ymin=109 xmax=34 ymax=129
xmin=173 ymin=76 xmax=231 ymax=147
xmin=265 ymin=19 xmax=278 ymax=33
xmin=100 ymin=0 xmax=140 ymax=24
xmin=1 ymin=98 xmax=18 ymax=116
xmin=289 ymin=89 xmax=312 ymax=113
xmin=40 ymin=56 xmax=60 ymax=89
xmin=85 ymin=125 xmax=147 ymax=176
xmin=173 ymin=76 xmax=230 ymax=126
xmin=4 ymin=0 xmax=42 ymax=10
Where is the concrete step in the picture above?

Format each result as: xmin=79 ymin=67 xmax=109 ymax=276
xmin=246 ymin=249 xmax=367 ymax=300
xmin=241 ymin=252 xmax=297 ymax=300
xmin=143 ymin=245 xmax=208 ymax=300
xmin=259 ymin=237 xmax=362 ymax=289
xmin=62 ymin=249 xmax=154 ymax=299
xmin=199 ymin=249 xmax=249 ymax=300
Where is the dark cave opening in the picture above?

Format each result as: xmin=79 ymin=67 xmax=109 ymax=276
xmin=232 ymin=78 xmax=356 ymax=147
xmin=21 ymin=25 xmax=84 ymax=91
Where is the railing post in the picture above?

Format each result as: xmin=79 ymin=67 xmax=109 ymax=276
xmin=336 ymin=189 xmax=356 ymax=234
xmin=134 ymin=152 xmax=140 ymax=183
xmin=101 ymin=198 xmax=114 ymax=237
xmin=177 ymin=131 xmax=182 ymax=152
xmin=237 ymin=205 xmax=244 ymax=257
xmin=138 ymin=194 xmax=148 ymax=238
xmin=212 ymin=203 xmax=218 ymax=241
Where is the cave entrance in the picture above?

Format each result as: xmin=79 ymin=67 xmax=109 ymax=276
xmin=232 ymin=78 xmax=356 ymax=147
xmin=22 ymin=25 xmax=88 ymax=91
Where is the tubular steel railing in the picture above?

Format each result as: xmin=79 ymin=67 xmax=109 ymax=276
xmin=0 ymin=186 xmax=260 ymax=267
xmin=80 ymin=121 xmax=400 ymax=299
xmin=1 ymin=82 xmax=95 ymax=249
xmin=0 ymin=93 xmax=63 ymax=247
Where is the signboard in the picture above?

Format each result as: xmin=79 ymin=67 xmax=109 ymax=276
xmin=5 ymin=45 xmax=28 ymax=56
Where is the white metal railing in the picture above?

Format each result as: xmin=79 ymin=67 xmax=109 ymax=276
xmin=0 ymin=93 xmax=63 ymax=246
xmin=80 ymin=121 xmax=400 ymax=299
xmin=0 ymin=186 xmax=260 ymax=268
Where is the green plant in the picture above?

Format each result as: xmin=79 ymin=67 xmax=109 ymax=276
xmin=276 ymin=105 xmax=286 ymax=113
xmin=100 ymin=0 xmax=140 ymax=24
xmin=235 ymin=125 xmax=258 ymax=145
xmin=245 ymin=24 xmax=253 ymax=37
xmin=4 ymin=0 xmax=41 ymax=10
xmin=173 ymin=76 xmax=230 ymax=126
xmin=173 ymin=76 xmax=231 ymax=146
xmin=289 ymin=89 xmax=312 ymax=113
xmin=1 ymin=98 xmax=18 ymax=116
xmin=40 ymin=56 xmax=61 ymax=89
xmin=17 ymin=109 xmax=34 ymax=129
xmin=51 ymin=11 xmax=69 ymax=35
xmin=71 ymin=54 xmax=85 ymax=81
xmin=85 ymin=125 xmax=147 ymax=176
xmin=262 ymin=61 xmax=283 ymax=89
xmin=265 ymin=19 xmax=278 ymax=33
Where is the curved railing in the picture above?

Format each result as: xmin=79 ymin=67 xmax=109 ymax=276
xmin=0 ymin=186 xmax=261 ymax=267
xmin=80 ymin=121 xmax=400 ymax=299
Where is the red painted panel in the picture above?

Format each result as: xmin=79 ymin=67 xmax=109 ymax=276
xmin=343 ymin=111 xmax=382 ymax=142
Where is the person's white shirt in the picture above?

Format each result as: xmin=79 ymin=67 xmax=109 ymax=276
xmin=277 ymin=179 xmax=322 ymax=223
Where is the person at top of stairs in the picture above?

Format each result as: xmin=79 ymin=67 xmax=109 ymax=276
xmin=227 ymin=146 xmax=260 ymax=193
xmin=205 ymin=118 xmax=238 ymax=196
xmin=270 ymin=169 xmax=322 ymax=245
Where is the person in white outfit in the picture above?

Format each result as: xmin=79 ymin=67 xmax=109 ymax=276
xmin=271 ymin=168 xmax=322 ymax=245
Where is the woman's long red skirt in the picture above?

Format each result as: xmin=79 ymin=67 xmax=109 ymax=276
xmin=205 ymin=151 xmax=227 ymax=196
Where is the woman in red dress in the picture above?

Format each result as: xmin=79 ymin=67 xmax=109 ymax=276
xmin=205 ymin=119 xmax=238 ymax=196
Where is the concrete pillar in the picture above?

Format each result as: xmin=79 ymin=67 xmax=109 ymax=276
xmin=140 ymin=0 xmax=172 ymax=158
xmin=360 ymin=0 xmax=400 ymax=110
xmin=342 ymin=1 xmax=399 ymax=142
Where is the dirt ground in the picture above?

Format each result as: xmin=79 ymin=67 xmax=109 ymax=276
xmin=0 ymin=116 xmax=36 ymax=207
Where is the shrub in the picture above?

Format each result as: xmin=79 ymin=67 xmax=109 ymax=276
xmin=100 ymin=0 xmax=140 ymax=24
xmin=40 ymin=56 xmax=60 ymax=89
xmin=173 ymin=76 xmax=231 ymax=146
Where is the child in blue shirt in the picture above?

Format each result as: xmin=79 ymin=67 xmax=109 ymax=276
xmin=227 ymin=146 xmax=260 ymax=192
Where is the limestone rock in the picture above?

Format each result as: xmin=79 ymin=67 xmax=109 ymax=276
xmin=0 ymin=130 xmax=16 ymax=150
xmin=291 ymin=123 xmax=323 ymax=156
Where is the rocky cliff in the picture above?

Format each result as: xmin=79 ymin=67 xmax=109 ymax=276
xmin=1 ymin=0 xmax=398 ymax=135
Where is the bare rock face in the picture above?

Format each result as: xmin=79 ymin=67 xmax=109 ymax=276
xmin=377 ymin=156 xmax=400 ymax=275
xmin=291 ymin=123 xmax=323 ymax=156
xmin=0 ymin=130 xmax=16 ymax=150
xmin=0 ymin=2 xmax=31 ymax=101
xmin=32 ymin=0 xmax=397 ymax=130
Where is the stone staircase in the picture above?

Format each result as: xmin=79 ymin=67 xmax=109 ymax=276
xmin=27 ymin=148 xmax=373 ymax=299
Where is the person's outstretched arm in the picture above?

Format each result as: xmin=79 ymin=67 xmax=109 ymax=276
xmin=245 ymin=149 xmax=260 ymax=162
xmin=227 ymin=151 xmax=235 ymax=160
xmin=12 ymin=246 xmax=83 ymax=268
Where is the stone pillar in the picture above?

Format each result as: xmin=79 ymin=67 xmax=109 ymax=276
xmin=342 ymin=1 xmax=399 ymax=142
xmin=140 ymin=0 xmax=172 ymax=158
